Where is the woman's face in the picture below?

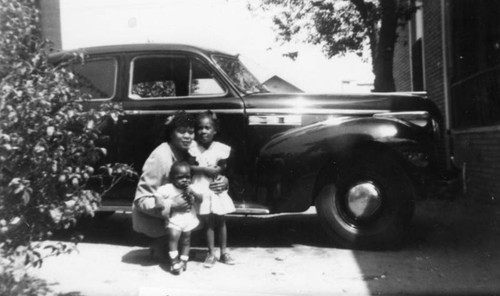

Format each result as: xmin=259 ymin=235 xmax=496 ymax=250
xmin=170 ymin=126 xmax=194 ymax=151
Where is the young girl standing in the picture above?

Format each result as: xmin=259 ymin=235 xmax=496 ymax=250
xmin=189 ymin=111 xmax=236 ymax=267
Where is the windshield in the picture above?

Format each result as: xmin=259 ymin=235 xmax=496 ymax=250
xmin=212 ymin=55 xmax=268 ymax=94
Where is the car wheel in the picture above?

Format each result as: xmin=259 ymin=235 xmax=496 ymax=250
xmin=315 ymin=150 xmax=415 ymax=249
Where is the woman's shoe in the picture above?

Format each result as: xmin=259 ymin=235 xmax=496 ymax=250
xmin=170 ymin=257 xmax=182 ymax=275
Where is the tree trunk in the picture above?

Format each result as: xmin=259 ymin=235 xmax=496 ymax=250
xmin=373 ymin=0 xmax=398 ymax=92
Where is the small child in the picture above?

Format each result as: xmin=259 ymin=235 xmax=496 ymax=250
xmin=155 ymin=161 xmax=204 ymax=275
xmin=189 ymin=111 xmax=236 ymax=268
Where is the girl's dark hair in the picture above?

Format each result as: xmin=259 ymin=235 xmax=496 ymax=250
xmin=195 ymin=110 xmax=220 ymax=132
xmin=164 ymin=111 xmax=195 ymax=141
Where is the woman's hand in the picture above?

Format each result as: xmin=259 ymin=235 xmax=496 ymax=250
xmin=209 ymin=175 xmax=229 ymax=194
xmin=204 ymin=166 xmax=222 ymax=178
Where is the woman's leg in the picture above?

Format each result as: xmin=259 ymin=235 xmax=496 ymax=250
xmin=149 ymin=235 xmax=169 ymax=262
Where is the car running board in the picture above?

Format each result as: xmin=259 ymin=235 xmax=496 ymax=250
xmin=232 ymin=202 xmax=271 ymax=215
xmin=98 ymin=202 xmax=271 ymax=215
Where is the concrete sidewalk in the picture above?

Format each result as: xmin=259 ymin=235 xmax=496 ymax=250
xmin=30 ymin=199 xmax=500 ymax=296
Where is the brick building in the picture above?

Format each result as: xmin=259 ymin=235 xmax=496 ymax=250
xmin=394 ymin=0 xmax=500 ymax=203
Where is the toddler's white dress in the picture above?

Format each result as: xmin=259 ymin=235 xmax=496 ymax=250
xmin=189 ymin=141 xmax=235 ymax=215
xmin=157 ymin=183 xmax=200 ymax=232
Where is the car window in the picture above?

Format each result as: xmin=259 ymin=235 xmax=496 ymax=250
xmin=130 ymin=56 xmax=224 ymax=99
xmin=69 ymin=58 xmax=117 ymax=100
xmin=190 ymin=58 xmax=224 ymax=96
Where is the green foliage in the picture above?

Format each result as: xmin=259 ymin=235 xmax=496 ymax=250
xmin=0 ymin=243 xmax=71 ymax=296
xmin=252 ymin=1 xmax=377 ymax=57
xmin=0 ymin=0 xmax=136 ymax=289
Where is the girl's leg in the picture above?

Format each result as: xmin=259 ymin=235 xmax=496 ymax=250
xmin=217 ymin=215 xmax=235 ymax=265
xmin=204 ymin=215 xmax=216 ymax=256
xmin=203 ymin=215 xmax=217 ymax=267
xmin=216 ymin=215 xmax=228 ymax=255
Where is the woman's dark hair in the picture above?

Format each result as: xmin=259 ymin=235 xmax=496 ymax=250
xmin=164 ymin=111 xmax=195 ymax=141
xmin=195 ymin=110 xmax=220 ymax=132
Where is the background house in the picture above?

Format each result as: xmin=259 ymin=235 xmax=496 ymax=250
xmin=394 ymin=0 xmax=500 ymax=203
xmin=263 ymin=75 xmax=304 ymax=93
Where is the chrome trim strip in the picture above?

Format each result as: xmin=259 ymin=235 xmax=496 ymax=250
xmin=247 ymin=108 xmax=390 ymax=115
xmin=249 ymin=115 xmax=302 ymax=126
xmin=124 ymin=108 xmax=392 ymax=116
xmin=98 ymin=205 xmax=131 ymax=212
xmin=124 ymin=109 xmax=244 ymax=115
xmin=373 ymin=111 xmax=429 ymax=117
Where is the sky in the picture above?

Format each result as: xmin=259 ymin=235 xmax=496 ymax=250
xmin=59 ymin=0 xmax=374 ymax=93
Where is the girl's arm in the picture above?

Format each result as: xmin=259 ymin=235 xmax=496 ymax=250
xmin=188 ymin=154 xmax=219 ymax=178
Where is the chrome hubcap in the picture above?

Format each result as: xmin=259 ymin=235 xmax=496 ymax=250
xmin=346 ymin=182 xmax=382 ymax=219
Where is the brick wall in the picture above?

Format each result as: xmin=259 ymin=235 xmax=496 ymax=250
xmin=452 ymin=130 xmax=500 ymax=203
xmin=422 ymin=0 xmax=445 ymax=117
xmin=393 ymin=0 xmax=500 ymax=204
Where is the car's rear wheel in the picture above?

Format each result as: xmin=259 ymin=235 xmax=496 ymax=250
xmin=315 ymin=150 xmax=415 ymax=249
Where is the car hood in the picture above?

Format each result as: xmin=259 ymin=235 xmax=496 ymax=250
xmin=243 ymin=92 xmax=441 ymax=118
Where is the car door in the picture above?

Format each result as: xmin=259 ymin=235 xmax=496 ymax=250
xmin=111 ymin=51 xmax=248 ymax=204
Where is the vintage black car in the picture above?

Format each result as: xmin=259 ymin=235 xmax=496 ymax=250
xmin=50 ymin=44 xmax=444 ymax=249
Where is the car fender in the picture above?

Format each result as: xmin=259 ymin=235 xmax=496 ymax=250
xmin=256 ymin=116 xmax=429 ymax=212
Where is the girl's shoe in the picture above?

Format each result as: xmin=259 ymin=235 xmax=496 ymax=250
xmin=170 ymin=257 xmax=182 ymax=275
xmin=203 ymin=254 xmax=217 ymax=268
xmin=220 ymin=253 xmax=235 ymax=265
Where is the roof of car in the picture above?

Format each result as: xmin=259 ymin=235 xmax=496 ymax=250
xmin=48 ymin=43 xmax=236 ymax=62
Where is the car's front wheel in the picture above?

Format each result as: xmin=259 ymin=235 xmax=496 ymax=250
xmin=315 ymin=150 xmax=415 ymax=249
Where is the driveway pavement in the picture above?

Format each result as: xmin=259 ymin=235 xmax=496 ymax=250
xmin=30 ymin=198 xmax=500 ymax=296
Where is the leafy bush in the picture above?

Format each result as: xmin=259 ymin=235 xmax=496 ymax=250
xmin=0 ymin=0 xmax=135 ymax=292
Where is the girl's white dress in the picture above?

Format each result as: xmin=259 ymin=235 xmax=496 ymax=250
xmin=189 ymin=141 xmax=235 ymax=215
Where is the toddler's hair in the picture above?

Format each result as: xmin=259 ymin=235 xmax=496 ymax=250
xmin=169 ymin=161 xmax=192 ymax=180
xmin=196 ymin=110 xmax=220 ymax=132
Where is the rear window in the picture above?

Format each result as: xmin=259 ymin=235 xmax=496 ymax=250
xmin=69 ymin=58 xmax=117 ymax=100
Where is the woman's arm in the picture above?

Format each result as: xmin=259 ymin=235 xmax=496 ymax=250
xmin=209 ymin=175 xmax=229 ymax=194
xmin=135 ymin=143 xmax=188 ymax=212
